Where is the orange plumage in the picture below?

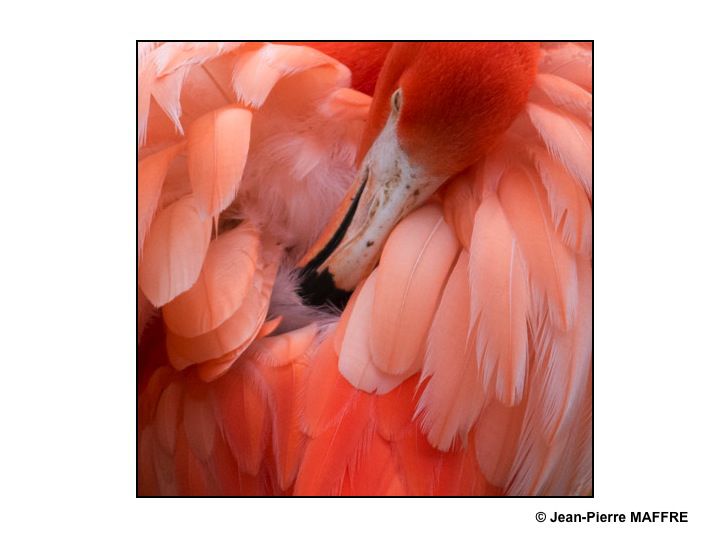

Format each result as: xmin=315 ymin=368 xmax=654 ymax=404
xmin=138 ymin=41 xmax=592 ymax=496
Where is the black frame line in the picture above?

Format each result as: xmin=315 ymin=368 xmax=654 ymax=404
xmin=136 ymin=39 xmax=594 ymax=499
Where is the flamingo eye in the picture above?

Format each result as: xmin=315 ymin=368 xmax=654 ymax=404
xmin=391 ymin=88 xmax=402 ymax=113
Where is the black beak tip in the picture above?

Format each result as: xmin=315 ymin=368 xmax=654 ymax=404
xmin=298 ymin=267 xmax=352 ymax=310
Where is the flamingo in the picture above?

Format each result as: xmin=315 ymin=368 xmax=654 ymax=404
xmin=137 ymin=41 xmax=592 ymax=496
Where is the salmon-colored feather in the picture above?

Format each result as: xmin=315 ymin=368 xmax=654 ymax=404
xmin=154 ymin=381 xmax=182 ymax=455
xmin=174 ymin=430 xmax=211 ymax=495
xmin=393 ymin=425 xmax=444 ymax=495
xmin=138 ymin=427 xmax=159 ymax=495
xmin=498 ymin=164 xmax=578 ymax=331
xmin=499 ymin=257 xmax=591 ymax=495
xmin=212 ymin=366 xmax=269 ymax=476
xmin=151 ymin=69 xmax=188 ymax=137
xmin=469 ymin=194 xmax=530 ymax=406
xmin=186 ymin=105 xmax=252 ymax=220
xmin=138 ymin=42 xmax=245 ymax=144
xmin=434 ymin=434 xmax=485 ymax=495
xmin=248 ymin=323 xmax=318 ymax=368
xmin=343 ymin=432 xmax=403 ymax=495
xmin=546 ymin=376 xmax=592 ymax=495
xmin=257 ymin=360 xmax=308 ymax=490
xmin=208 ymin=432 xmax=244 ymax=494
xmin=294 ymin=392 xmax=373 ymax=496
xmin=138 ymin=142 xmax=184 ymax=254
xmin=417 ymin=252 xmax=484 ymax=451
xmin=375 ymin=375 xmax=420 ymax=441
xmin=319 ymin=87 xmax=372 ymax=120
xmin=531 ymin=73 xmax=592 ymax=126
xmin=302 ymin=336 xmax=357 ymax=437
xmin=162 ymin=224 xmax=261 ymax=337
xmin=194 ymin=316 xmax=283 ymax=382
xmin=232 ymin=43 xmax=349 ymax=109
xmin=152 ymin=441 xmax=178 ymax=495
xmin=532 ymin=148 xmax=592 ymax=257
xmin=473 ymin=399 xmax=525 ymax=487
xmin=526 ymin=102 xmax=592 ymax=199
xmin=441 ymin=168 xmax=481 ymax=250
xmin=165 ymin=251 xmax=278 ymax=373
xmin=338 ymin=273 xmax=409 ymax=393
xmin=537 ymin=43 xmax=592 ymax=92
xmin=153 ymin=42 xmax=244 ymax=78
xmin=138 ymin=195 xmax=212 ymax=307
xmin=370 ymin=205 xmax=460 ymax=376
xmin=182 ymin=383 xmax=216 ymax=463
xmin=247 ymin=325 xmax=317 ymax=491
xmin=528 ymin=256 xmax=592 ymax=442
xmin=139 ymin=364 xmax=173 ymax=426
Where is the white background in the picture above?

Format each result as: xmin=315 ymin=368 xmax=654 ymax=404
xmin=1 ymin=1 xmax=718 ymax=538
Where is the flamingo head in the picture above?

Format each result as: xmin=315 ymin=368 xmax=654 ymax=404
xmin=300 ymin=42 xmax=540 ymax=306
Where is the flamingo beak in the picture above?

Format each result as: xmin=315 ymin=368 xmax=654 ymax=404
xmin=299 ymin=113 xmax=444 ymax=307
